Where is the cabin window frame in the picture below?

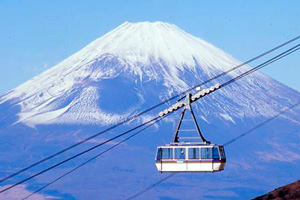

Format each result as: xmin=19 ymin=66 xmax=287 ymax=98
xmin=188 ymin=147 xmax=200 ymax=160
xmin=219 ymin=146 xmax=226 ymax=160
xmin=201 ymin=147 xmax=213 ymax=159
xmin=156 ymin=147 xmax=174 ymax=160
xmin=213 ymin=147 xmax=220 ymax=160
xmin=174 ymin=147 xmax=186 ymax=160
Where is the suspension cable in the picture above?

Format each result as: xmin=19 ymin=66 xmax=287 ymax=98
xmin=223 ymin=102 xmax=300 ymax=146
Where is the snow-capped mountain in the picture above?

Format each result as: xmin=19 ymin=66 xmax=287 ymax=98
xmin=0 ymin=21 xmax=299 ymax=128
xmin=1 ymin=22 xmax=300 ymax=200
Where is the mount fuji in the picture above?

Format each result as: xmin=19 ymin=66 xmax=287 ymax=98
xmin=0 ymin=21 xmax=300 ymax=200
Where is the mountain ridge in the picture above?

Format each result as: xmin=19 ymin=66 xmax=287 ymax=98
xmin=253 ymin=180 xmax=300 ymax=200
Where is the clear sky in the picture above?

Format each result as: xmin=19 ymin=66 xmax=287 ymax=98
xmin=0 ymin=0 xmax=299 ymax=95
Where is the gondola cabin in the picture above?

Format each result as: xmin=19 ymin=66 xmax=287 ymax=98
xmin=155 ymin=143 xmax=226 ymax=172
xmin=155 ymin=86 xmax=226 ymax=173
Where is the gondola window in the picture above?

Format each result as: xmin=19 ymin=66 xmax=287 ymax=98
xmin=201 ymin=147 xmax=212 ymax=159
xmin=188 ymin=148 xmax=200 ymax=159
xmin=174 ymin=148 xmax=186 ymax=159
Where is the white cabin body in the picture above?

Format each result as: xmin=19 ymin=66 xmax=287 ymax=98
xmin=155 ymin=143 xmax=226 ymax=173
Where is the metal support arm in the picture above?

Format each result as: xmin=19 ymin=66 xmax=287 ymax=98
xmin=172 ymin=92 xmax=210 ymax=144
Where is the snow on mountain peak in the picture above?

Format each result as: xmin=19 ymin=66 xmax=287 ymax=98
xmin=71 ymin=21 xmax=243 ymax=75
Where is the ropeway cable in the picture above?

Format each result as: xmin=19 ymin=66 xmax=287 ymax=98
xmin=223 ymin=102 xmax=300 ymax=146
xmin=1 ymin=40 xmax=300 ymax=195
xmin=223 ymin=45 xmax=300 ymax=87
xmin=1 ymin=35 xmax=300 ymax=184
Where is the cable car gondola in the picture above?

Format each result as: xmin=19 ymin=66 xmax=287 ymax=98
xmin=155 ymin=89 xmax=226 ymax=173
xmin=155 ymin=143 xmax=226 ymax=172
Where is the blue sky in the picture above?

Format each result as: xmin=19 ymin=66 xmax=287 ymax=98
xmin=0 ymin=0 xmax=299 ymax=95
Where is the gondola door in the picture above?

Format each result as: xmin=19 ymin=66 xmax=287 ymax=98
xmin=174 ymin=147 xmax=187 ymax=171
xmin=200 ymin=147 xmax=214 ymax=171
xmin=186 ymin=147 xmax=201 ymax=171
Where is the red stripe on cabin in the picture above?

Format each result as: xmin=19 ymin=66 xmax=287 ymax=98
xmin=184 ymin=160 xmax=224 ymax=163
xmin=155 ymin=160 xmax=177 ymax=163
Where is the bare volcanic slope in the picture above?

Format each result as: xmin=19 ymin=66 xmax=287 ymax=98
xmin=253 ymin=180 xmax=300 ymax=200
